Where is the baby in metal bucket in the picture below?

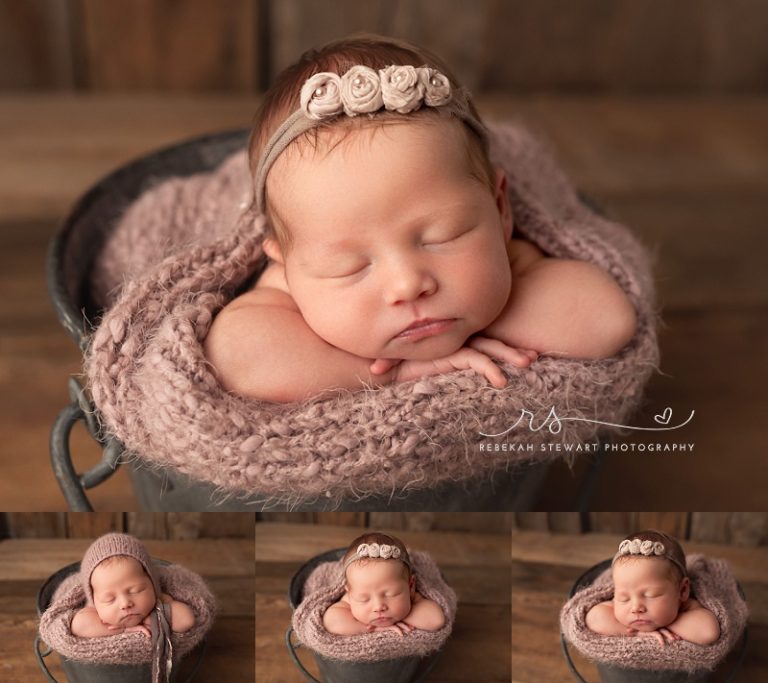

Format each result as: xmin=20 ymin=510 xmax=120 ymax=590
xmin=586 ymin=530 xmax=720 ymax=646
xmin=204 ymin=33 xmax=637 ymax=403
xmin=71 ymin=533 xmax=195 ymax=639
xmin=323 ymin=533 xmax=445 ymax=636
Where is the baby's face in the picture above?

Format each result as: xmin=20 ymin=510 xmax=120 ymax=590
xmin=612 ymin=558 xmax=687 ymax=631
xmin=90 ymin=557 xmax=156 ymax=628
xmin=345 ymin=559 xmax=414 ymax=626
xmin=265 ymin=121 xmax=512 ymax=360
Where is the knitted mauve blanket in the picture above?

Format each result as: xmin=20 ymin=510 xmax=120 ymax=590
xmin=39 ymin=563 xmax=216 ymax=664
xmin=292 ymin=551 xmax=456 ymax=662
xmin=560 ymin=555 xmax=748 ymax=673
xmin=84 ymin=122 xmax=658 ymax=503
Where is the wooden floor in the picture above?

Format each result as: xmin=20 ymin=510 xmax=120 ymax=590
xmin=511 ymin=530 xmax=768 ymax=682
xmin=0 ymin=537 xmax=254 ymax=683
xmin=0 ymin=94 xmax=766 ymax=510
xmin=255 ymin=522 xmax=511 ymax=682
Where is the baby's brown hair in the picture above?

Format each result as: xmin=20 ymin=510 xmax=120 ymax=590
xmin=613 ymin=530 xmax=687 ymax=582
xmin=343 ymin=531 xmax=412 ymax=581
xmin=248 ymin=32 xmax=495 ymax=250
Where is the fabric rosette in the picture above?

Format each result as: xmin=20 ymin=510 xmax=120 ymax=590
xmin=340 ymin=66 xmax=384 ymax=116
xmin=420 ymin=67 xmax=452 ymax=106
xmin=300 ymin=72 xmax=343 ymax=120
xmin=379 ymin=65 xmax=425 ymax=113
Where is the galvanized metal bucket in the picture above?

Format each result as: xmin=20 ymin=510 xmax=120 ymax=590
xmin=34 ymin=561 xmax=204 ymax=682
xmin=560 ymin=559 xmax=748 ymax=683
xmin=47 ymin=129 xmax=602 ymax=512
xmin=285 ymin=548 xmax=445 ymax=683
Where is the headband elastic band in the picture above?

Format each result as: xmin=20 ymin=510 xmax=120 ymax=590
xmin=343 ymin=543 xmax=410 ymax=572
xmin=253 ymin=64 xmax=489 ymax=213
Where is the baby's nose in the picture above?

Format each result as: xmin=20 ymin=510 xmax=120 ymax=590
xmin=384 ymin=262 xmax=437 ymax=305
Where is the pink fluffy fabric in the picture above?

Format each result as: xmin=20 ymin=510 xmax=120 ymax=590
xmin=38 ymin=563 xmax=216 ymax=664
xmin=560 ymin=555 xmax=748 ymax=673
xmin=84 ymin=122 xmax=658 ymax=503
xmin=292 ymin=550 xmax=456 ymax=662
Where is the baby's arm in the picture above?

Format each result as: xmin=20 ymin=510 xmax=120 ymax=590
xmin=322 ymin=601 xmax=370 ymax=636
xmin=667 ymin=599 xmax=720 ymax=645
xmin=402 ymin=593 xmax=445 ymax=631
xmin=160 ymin=593 xmax=195 ymax=633
xmin=585 ymin=601 xmax=628 ymax=636
xmin=71 ymin=607 xmax=121 ymax=638
xmin=485 ymin=241 xmax=637 ymax=359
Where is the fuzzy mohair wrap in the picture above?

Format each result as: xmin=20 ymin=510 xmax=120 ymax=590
xmin=84 ymin=122 xmax=658 ymax=503
xmin=292 ymin=550 xmax=456 ymax=662
xmin=39 ymin=562 xmax=216 ymax=665
xmin=560 ymin=555 xmax=748 ymax=673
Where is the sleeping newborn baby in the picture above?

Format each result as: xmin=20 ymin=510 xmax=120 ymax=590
xmin=204 ymin=34 xmax=637 ymax=403
xmin=71 ymin=533 xmax=195 ymax=639
xmin=323 ymin=533 xmax=445 ymax=636
xmin=586 ymin=531 xmax=720 ymax=646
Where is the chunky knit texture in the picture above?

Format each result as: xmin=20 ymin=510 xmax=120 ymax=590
xmin=84 ymin=122 xmax=658 ymax=504
xmin=292 ymin=550 xmax=456 ymax=662
xmin=39 ymin=562 xmax=216 ymax=664
xmin=560 ymin=555 xmax=748 ymax=673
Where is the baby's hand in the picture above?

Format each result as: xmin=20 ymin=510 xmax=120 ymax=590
xmin=367 ymin=622 xmax=415 ymax=637
xmin=626 ymin=627 xmax=681 ymax=646
xmin=370 ymin=337 xmax=537 ymax=388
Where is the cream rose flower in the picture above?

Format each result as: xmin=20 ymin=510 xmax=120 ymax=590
xmin=379 ymin=65 xmax=425 ymax=113
xmin=340 ymin=66 xmax=384 ymax=116
xmin=379 ymin=544 xmax=393 ymax=559
xmin=368 ymin=543 xmax=380 ymax=558
xmin=640 ymin=540 xmax=654 ymax=555
xmin=420 ymin=67 xmax=452 ymax=106
xmin=357 ymin=543 xmax=369 ymax=556
xmin=300 ymin=72 xmax=343 ymax=120
xmin=653 ymin=542 xmax=665 ymax=555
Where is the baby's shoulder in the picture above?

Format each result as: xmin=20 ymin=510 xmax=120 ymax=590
xmin=507 ymin=238 xmax=546 ymax=276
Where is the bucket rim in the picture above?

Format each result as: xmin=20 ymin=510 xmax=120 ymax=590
xmin=46 ymin=127 xmax=249 ymax=350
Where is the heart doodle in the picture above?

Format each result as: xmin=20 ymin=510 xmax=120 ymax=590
xmin=654 ymin=407 xmax=672 ymax=425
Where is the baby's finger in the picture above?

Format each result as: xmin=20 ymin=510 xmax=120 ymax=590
xmin=370 ymin=358 xmax=400 ymax=375
xmin=468 ymin=337 xmax=537 ymax=368
xmin=467 ymin=352 xmax=508 ymax=388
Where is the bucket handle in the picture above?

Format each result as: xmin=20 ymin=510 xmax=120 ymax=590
xmin=285 ymin=627 xmax=323 ymax=683
xmin=34 ymin=634 xmax=59 ymax=683
xmin=50 ymin=377 xmax=123 ymax=511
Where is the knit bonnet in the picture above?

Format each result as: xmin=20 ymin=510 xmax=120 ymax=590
xmin=80 ymin=533 xmax=162 ymax=604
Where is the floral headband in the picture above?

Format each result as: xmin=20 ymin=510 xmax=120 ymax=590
xmin=612 ymin=538 xmax=687 ymax=577
xmin=343 ymin=542 xmax=410 ymax=572
xmin=253 ymin=64 xmax=489 ymax=212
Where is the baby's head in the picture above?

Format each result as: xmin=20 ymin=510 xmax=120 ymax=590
xmin=80 ymin=533 xmax=161 ymax=628
xmin=249 ymin=34 xmax=513 ymax=361
xmin=342 ymin=532 xmax=415 ymax=626
xmin=611 ymin=530 xmax=690 ymax=632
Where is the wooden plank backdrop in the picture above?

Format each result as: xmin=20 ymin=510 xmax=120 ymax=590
xmin=257 ymin=512 xmax=514 ymax=534
xmin=1 ymin=512 xmax=255 ymax=539
xmin=509 ymin=512 xmax=768 ymax=546
xmin=3 ymin=0 xmax=768 ymax=93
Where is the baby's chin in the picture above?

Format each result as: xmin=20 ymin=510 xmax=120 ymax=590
xmin=108 ymin=612 xmax=148 ymax=628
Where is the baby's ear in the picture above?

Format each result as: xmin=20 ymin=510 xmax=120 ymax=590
xmin=493 ymin=166 xmax=513 ymax=240
xmin=263 ymin=236 xmax=285 ymax=264
xmin=680 ymin=576 xmax=691 ymax=602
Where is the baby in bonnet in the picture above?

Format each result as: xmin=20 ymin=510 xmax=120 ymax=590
xmin=586 ymin=530 xmax=720 ymax=646
xmin=323 ymin=532 xmax=445 ymax=636
xmin=71 ymin=533 xmax=195 ymax=639
xmin=204 ymin=33 xmax=637 ymax=403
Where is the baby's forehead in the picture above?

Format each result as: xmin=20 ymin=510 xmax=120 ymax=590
xmin=613 ymin=557 xmax=675 ymax=583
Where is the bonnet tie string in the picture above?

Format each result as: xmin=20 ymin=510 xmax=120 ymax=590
xmin=150 ymin=601 xmax=173 ymax=683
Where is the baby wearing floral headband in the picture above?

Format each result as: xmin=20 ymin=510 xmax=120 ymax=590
xmin=323 ymin=532 xmax=445 ymax=636
xmin=586 ymin=530 xmax=720 ymax=646
xmin=204 ymin=33 xmax=637 ymax=402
